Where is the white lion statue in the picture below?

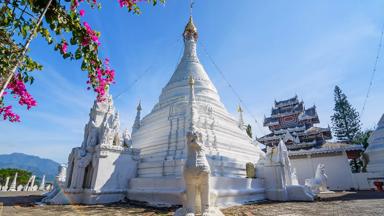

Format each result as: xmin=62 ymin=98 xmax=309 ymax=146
xmin=175 ymin=130 xmax=223 ymax=216
xmin=305 ymin=164 xmax=329 ymax=194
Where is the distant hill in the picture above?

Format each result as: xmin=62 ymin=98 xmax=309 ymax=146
xmin=0 ymin=153 xmax=60 ymax=182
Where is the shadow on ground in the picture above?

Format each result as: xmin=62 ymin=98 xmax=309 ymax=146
xmin=319 ymin=190 xmax=384 ymax=201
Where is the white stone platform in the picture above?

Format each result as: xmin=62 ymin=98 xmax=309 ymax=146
xmin=48 ymin=188 xmax=127 ymax=204
xmin=127 ymin=176 xmax=265 ymax=207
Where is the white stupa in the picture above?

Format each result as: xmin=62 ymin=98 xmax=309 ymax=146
xmin=366 ymin=114 xmax=384 ymax=174
xmin=127 ymin=17 xmax=265 ymax=206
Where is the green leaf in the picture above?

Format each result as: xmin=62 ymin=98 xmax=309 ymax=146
xmin=75 ymin=49 xmax=82 ymax=60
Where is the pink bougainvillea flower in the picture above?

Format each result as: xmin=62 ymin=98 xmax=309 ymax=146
xmin=82 ymin=22 xmax=100 ymax=46
xmin=119 ymin=0 xmax=141 ymax=8
xmin=61 ymin=41 xmax=68 ymax=54
xmin=1 ymin=74 xmax=37 ymax=122
xmin=79 ymin=9 xmax=85 ymax=16
xmin=0 ymin=106 xmax=20 ymax=122
xmin=7 ymin=75 xmax=37 ymax=110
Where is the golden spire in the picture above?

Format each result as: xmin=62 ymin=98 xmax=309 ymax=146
xmin=184 ymin=16 xmax=197 ymax=35
xmin=183 ymin=0 xmax=198 ymax=40
xmin=237 ymin=105 xmax=243 ymax=113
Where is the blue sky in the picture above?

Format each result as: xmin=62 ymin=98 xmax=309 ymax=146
xmin=1 ymin=0 xmax=384 ymax=163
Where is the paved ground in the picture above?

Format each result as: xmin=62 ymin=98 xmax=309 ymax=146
xmin=223 ymin=191 xmax=384 ymax=216
xmin=0 ymin=191 xmax=383 ymax=215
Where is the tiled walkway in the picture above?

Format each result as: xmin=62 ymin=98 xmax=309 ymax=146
xmin=223 ymin=191 xmax=384 ymax=216
xmin=0 ymin=191 xmax=383 ymax=215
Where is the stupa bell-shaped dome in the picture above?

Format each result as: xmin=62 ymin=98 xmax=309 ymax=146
xmin=158 ymin=16 xmax=219 ymax=110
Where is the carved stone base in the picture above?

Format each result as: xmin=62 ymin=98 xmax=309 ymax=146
xmin=174 ymin=207 xmax=224 ymax=216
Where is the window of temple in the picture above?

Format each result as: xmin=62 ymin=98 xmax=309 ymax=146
xmin=83 ymin=162 xmax=94 ymax=189
xmin=67 ymin=160 xmax=74 ymax=188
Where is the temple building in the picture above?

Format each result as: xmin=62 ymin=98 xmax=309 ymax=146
xmin=258 ymin=95 xmax=332 ymax=150
xmin=257 ymin=96 xmax=367 ymax=190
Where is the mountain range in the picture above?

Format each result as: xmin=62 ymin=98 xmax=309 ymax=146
xmin=0 ymin=153 xmax=60 ymax=181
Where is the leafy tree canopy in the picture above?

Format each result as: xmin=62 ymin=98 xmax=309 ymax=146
xmin=331 ymin=85 xmax=361 ymax=143
xmin=0 ymin=168 xmax=31 ymax=185
xmin=353 ymin=129 xmax=373 ymax=149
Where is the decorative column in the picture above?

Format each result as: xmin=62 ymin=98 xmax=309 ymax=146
xmin=188 ymin=75 xmax=196 ymax=131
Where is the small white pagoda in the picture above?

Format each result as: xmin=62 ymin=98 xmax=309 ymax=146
xmin=47 ymin=93 xmax=139 ymax=204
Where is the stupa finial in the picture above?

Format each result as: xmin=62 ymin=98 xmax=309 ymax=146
xmin=137 ymin=100 xmax=142 ymax=111
xmin=189 ymin=0 xmax=194 ymax=17
xmin=132 ymin=100 xmax=142 ymax=133
xmin=237 ymin=105 xmax=243 ymax=113
xmin=183 ymin=1 xmax=198 ymax=42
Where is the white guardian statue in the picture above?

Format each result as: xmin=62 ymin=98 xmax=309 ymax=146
xmin=175 ymin=76 xmax=223 ymax=216
xmin=257 ymin=140 xmax=315 ymax=201
xmin=305 ymin=163 xmax=330 ymax=194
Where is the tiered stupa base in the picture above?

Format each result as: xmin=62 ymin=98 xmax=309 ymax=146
xmin=127 ymin=176 xmax=265 ymax=207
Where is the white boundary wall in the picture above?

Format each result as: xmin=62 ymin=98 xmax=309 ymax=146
xmin=289 ymin=151 xmax=355 ymax=190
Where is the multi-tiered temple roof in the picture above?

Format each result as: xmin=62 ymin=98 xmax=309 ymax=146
xmin=258 ymin=95 xmax=332 ymax=150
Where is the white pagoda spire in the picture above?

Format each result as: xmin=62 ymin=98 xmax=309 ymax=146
xmin=39 ymin=175 xmax=46 ymax=191
xmin=9 ymin=172 xmax=18 ymax=191
xmin=132 ymin=101 xmax=142 ymax=133
xmin=1 ymin=176 xmax=9 ymax=191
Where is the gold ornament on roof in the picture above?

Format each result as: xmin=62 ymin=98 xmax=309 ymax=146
xmin=184 ymin=16 xmax=198 ymax=40
xmin=237 ymin=105 xmax=243 ymax=113
xmin=188 ymin=75 xmax=195 ymax=86
xmin=185 ymin=16 xmax=197 ymax=32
